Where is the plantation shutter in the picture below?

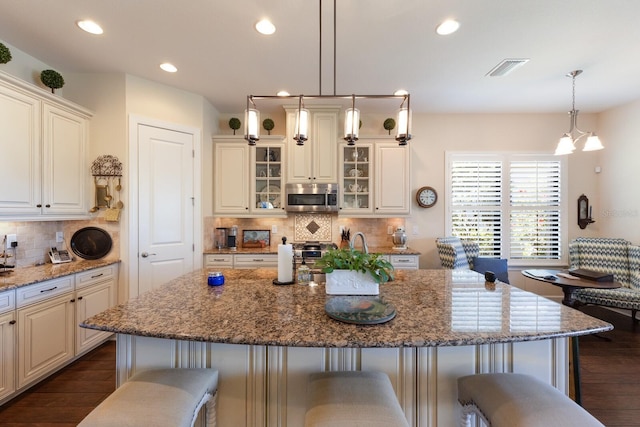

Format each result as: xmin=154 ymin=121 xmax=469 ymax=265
xmin=450 ymin=160 xmax=502 ymax=257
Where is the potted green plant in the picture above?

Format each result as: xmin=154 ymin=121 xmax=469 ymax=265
xmin=0 ymin=42 xmax=12 ymax=64
xmin=262 ymin=118 xmax=274 ymax=135
xmin=228 ymin=117 xmax=241 ymax=135
xmin=315 ymin=247 xmax=394 ymax=295
xmin=383 ymin=118 xmax=396 ymax=135
xmin=40 ymin=69 xmax=65 ymax=93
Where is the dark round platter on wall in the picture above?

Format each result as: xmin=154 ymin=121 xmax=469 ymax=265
xmin=70 ymin=227 xmax=112 ymax=260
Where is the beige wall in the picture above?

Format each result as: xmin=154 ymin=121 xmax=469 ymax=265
xmin=597 ymin=99 xmax=640 ymax=242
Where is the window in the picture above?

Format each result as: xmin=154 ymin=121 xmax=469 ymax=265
xmin=446 ymin=153 xmax=568 ymax=266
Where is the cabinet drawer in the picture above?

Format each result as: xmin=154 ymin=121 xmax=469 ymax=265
xmin=390 ymin=255 xmax=419 ymax=270
xmin=76 ymin=265 xmax=118 ymax=289
xmin=16 ymin=276 xmax=74 ymax=308
xmin=204 ymin=254 xmax=234 ymax=268
xmin=0 ymin=289 xmax=15 ymax=314
xmin=234 ymin=254 xmax=278 ymax=269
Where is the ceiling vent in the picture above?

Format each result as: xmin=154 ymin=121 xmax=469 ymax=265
xmin=486 ymin=58 xmax=530 ymax=77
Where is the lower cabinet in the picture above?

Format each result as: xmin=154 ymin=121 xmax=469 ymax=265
xmin=17 ymin=291 xmax=75 ymax=389
xmin=382 ymin=254 xmax=420 ymax=270
xmin=0 ymin=296 xmax=16 ymax=402
xmin=204 ymin=254 xmax=278 ymax=269
xmin=0 ymin=264 xmax=118 ymax=403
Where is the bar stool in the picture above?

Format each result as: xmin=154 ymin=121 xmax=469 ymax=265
xmin=457 ymin=373 xmax=603 ymax=427
xmin=78 ymin=368 xmax=218 ymax=427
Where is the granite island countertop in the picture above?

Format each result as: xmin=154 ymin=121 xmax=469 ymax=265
xmin=81 ymin=268 xmax=611 ymax=348
xmin=0 ymin=259 xmax=120 ymax=292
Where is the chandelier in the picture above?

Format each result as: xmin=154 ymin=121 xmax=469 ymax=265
xmin=554 ymin=70 xmax=604 ymax=155
xmin=244 ymin=0 xmax=412 ymax=147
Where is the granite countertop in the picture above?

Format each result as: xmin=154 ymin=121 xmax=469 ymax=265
xmin=204 ymin=246 xmax=421 ymax=256
xmin=81 ymin=268 xmax=611 ymax=348
xmin=0 ymin=259 xmax=120 ymax=292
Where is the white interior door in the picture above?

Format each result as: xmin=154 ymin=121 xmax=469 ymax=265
xmin=138 ymin=124 xmax=194 ymax=295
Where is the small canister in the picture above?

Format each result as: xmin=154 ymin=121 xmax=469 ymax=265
xmin=208 ymin=272 xmax=225 ymax=286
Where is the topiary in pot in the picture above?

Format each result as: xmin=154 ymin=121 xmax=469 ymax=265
xmin=228 ymin=117 xmax=241 ymax=135
xmin=263 ymin=118 xmax=275 ymax=135
xmin=40 ymin=69 xmax=65 ymax=93
xmin=383 ymin=118 xmax=396 ymax=135
xmin=0 ymin=42 xmax=12 ymax=64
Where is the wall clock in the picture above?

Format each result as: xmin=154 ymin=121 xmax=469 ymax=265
xmin=416 ymin=186 xmax=437 ymax=208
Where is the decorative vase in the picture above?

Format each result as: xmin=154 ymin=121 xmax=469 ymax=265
xmin=325 ymin=270 xmax=379 ymax=295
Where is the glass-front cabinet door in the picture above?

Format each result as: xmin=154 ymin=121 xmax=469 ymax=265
xmin=339 ymin=143 xmax=374 ymax=215
xmin=252 ymin=141 xmax=286 ymax=215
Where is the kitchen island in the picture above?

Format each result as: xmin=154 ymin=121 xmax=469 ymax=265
xmin=82 ymin=269 xmax=611 ymax=427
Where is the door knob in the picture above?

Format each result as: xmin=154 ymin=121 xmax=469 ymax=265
xmin=140 ymin=252 xmax=157 ymax=258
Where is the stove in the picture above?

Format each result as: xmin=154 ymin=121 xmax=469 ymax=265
xmin=292 ymin=241 xmax=338 ymax=267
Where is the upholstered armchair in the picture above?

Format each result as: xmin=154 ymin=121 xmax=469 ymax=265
xmin=435 ymin=237 xmax=480 ymax=269
xmin=570 ymin=237 xmax=640 ymax=321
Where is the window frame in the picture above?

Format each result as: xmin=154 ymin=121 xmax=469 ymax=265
xmin=445 ymin=151 xmax=568 ymax=267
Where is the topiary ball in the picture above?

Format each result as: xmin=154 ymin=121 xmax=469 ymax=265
xmin=40 ymin=69 xmax=65 ymax=92
xmin=0 ymin=42 xmax=12 ymax=64
xmin=228 ymin=117 xmax=241 ymax=135
xmin=262 ymin=118 xmax=275 ymax=134
xmin=383 ymin=118 xmax=396 ymax=135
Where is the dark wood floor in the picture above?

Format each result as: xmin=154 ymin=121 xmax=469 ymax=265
xmin=0 ymin=308 xmax=638 ymax=426
xmin=580 ymin=306 xmax=640 ymax=426
xmin=0 ymin=340 xmax=116 ymax=426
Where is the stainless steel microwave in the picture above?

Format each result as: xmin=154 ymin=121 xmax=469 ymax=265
xmin=284 ymin=183 xmax=339 ymax=212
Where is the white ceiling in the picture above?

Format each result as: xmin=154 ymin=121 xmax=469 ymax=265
xmin=1 ymin=0 xmax=639 ymax=114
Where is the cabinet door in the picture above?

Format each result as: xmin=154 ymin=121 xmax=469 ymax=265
xmin=286 ymin=110 xmax=313 ymax=183
xmin=0 ymin=311 xmax=16 ymax=402
xmin=375 ymin=142 xmax=411 ymax=215
xmin=339 ymin=143 xmax=374 ymax=215
xmin=252 ymin=142 xmax=285 ymax=215
xmin=214 ymin=141 xmax=250 ymax=214
xmin=76 ymin=280 xmax=116 ymax=355
xmin=311 ymin=110 xmax=338 ymax=183
xmin=42 ymin=103 xmax=88 ymax=215
xmin=17 ymin=293 xmax=74 ymax=389
xmin=0 ymin=83 xmax=41 ymax=214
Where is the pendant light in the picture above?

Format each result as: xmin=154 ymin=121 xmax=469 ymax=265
xmin=554 ymin=70 xmax=604 ymax=155
xmin=244 ymin=0 xmax=412 ymax=147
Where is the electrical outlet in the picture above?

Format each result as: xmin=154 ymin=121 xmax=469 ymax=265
xmin=387 ymin=226 xmax=394 ymax=235
xmin=271 ymin=225 xmax=278 ymax=234
xmin=6 ymin=234 xmax=17 ymax=249
xmin=412 ymin=226 xmax=419 ymax=235
xmin=56 ymin=231 xmax=64 ymax=243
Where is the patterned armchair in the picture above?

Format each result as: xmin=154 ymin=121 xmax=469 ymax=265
xmin=435 ymin=237 xmax=480 ymax=269
xmin=570 ymin=237 xmax=640 ymax=321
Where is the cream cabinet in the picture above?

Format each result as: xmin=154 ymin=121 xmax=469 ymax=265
xmin=374 ymin=141 xmax=411 ymax=215
xmin=234 ymin=254 xmax=278 ymax=269
xmin=75 ymin=265 xmax=117 ymax=355
xmin=213 ymin=136 xmax=286 ymax=217
xmin=204 ymin=254 xmax=234 ymax=269
xmin=285 ymin=107 xmax=339 ymax=183
xmin=339 ymin=139 xmax=411 ymax=217
xmin=16 ymin=277 xmax=75 ymax=389
xmin=0 ymin=290 xmax=16 ymax=402
xmin=0 ymin=71 xmax=91 ymax=219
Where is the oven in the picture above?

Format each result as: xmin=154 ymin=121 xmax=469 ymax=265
xmin=292 ymin=241 xmax=338 ymax=271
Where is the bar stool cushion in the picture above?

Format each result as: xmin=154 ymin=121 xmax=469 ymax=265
xmin=305 ymin=371 xmax=409 ymax=427
xmin=78 ymin=368 xmax=218 ymax=427
xmin=458 ymin=373 xmax=603 ymax=427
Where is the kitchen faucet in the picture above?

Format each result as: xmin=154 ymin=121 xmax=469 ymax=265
xmin=350 ymin=232 xmax=369 ymax=254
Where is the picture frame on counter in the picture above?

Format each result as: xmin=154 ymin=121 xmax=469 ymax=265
xmin=242 ymin=230 xmax=270 ymax=248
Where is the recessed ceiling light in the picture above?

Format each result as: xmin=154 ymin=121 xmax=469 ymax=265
xmin=77 ymin=20 xmax=104 ymax=35
xmin=394 ymin=89 xmax=409 ymax=96
xmin=277 ymin=91 xmax=290 ymax=97
xmin=255 ymin=19 xmax=276 ymax=35
xmin=436 ymin=19 xmax=460 ymax=36
xmin=160 ymin=63 xmax=178 ymax=73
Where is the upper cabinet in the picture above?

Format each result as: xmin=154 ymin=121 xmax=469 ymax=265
xmin=0 ymin=71 xmax=91 ymax=220
xmin=285 ymin=107 xmax=338 ymax=183
xmin=213 ymin=135 xmax=286 ymax=217
xmin=338 ymin=138 xmax=411 ymax=217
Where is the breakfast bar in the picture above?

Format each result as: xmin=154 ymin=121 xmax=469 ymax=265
xmin=81 ymin=269 xmax=612 ymax=426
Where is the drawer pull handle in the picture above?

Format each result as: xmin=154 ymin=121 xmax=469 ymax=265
xmin=40 ymin=286 xmax=58 ymax=293
xmin=213 ymin=258 xmax=225 ymax=262
xmin=253 ymin=259 xmax=263 ymax=262
xmin=91 ymin=273 xmax=104 ymax=278
xmin=398 ymin=259 xmax=410 ymax=262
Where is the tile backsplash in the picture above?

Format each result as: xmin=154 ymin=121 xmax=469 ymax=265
xmin=205 ymin=215 xmax=405 ymax=250
xmin=0 ymin=219 xmax=120 ymax=267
